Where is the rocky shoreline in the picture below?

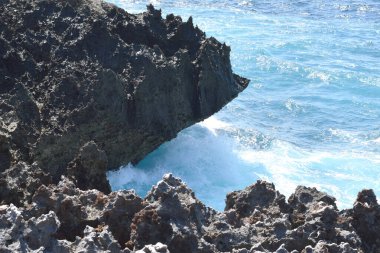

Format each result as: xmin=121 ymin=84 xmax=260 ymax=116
xmin=1 ymin=173 xmax=379 ymax=252
xmin=0 ymin=0 xmax=379 ymax=252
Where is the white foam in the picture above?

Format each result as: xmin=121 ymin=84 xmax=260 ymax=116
xmin=237 ymin=139 xmax=380 ymax=209
xmin=108 ymin=120 xmax=380 ymax=211
xmin=108 ymin=121 xmax=258 ymax=210
xmin=307 ymin=71 xmax=330 ymax=82
xmin=199 ymin=116 xmax=231 ymax=136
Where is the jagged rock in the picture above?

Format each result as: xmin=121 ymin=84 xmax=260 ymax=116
xmin=215 ymin=181 xmax=363 ymax=252
xmin=351 ymin=189 xmax=380 ymax=252
xmin=276 ymin=244 xmax=289 ymax=253
xmin=126 ymin=176 xmax=365 ymax=253
xmin=129 ymin=174 xmax=216 ymax=253
xmin=356 ymin=189 xmax=378 ymax=207
xmin=0 ymin=204 xmax=27 ymax=252
xmin=31 ymin=176 xmax=145 ymax=245
xmin=288 ymin=186 xmax=337 ymax=211
xmin=303 ymin=241 xmax=359 ymax=253
xmin=0 ymin=174 xmax=374 ymax=253
xmin=70 ymin=225 xmax=122 ymax=253
xmin=0 ymin=204 xmax=61 ymax=252
xmin=0 ymin=204 xmax=123 ymax=252
xmin=67 ymin=141 xmax=111 ymax=193
xmin=0 ymin=162 xmax=51 ymax=206
xmin=0 ymin=0 xmax=248 ymax=185
xmin=0 ymin=0 xmax=377 ymax=252
xmin=225 ymin=180 xmax=290 ymax=218
xmin=24 ymin=211 xmax=61 ymax=250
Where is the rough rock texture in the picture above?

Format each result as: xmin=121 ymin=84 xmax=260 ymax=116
xmin=129 ymin=174 xmax=216 ymax=253
xmin=67 ymin=141 xmax=111 ymax=193
xmin=0 ymin=0 xmax=378 ymax=253
xmin=350 ymin=189 xmax=380 ymax=252
xmin=1 ymin=174 xmax=378 ymax=252
xmin=135 ymin=243 xmax=170 ymax=253
xmin=30 ymin=176 xmax=144 ymax=245
xmin=0 ymin=0 xmax=248 ymax=184
xmin=0 ymin=162 xmax=51 ymax=206
xmin=0 ymin=203 xmax=123 ymax=252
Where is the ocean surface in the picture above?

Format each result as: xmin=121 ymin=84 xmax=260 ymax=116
xmin=107 ymin=0 xmax=380 ymax=211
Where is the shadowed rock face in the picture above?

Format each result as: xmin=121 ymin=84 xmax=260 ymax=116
xmin=0 ymin=0 xmax=248 ymax=185
xmin=0 ymin=1 xmax=377 ymax=253
xmin=67 ymin=141 xmax=111 ymax=194
xmin=350 ymin=189 xmax=380 ymax=252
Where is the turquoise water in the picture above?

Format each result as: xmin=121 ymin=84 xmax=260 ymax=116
xmin=107 ymin=0 xmax=380 ymax=211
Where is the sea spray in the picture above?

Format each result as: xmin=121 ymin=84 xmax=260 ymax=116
xmin=109 ymin=0 xmax=380 ymax=211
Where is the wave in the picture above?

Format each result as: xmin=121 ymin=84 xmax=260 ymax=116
xmin=108 ymin=117 xmax=380 ymax=210
xmin=108 ymin=0 xmax=380 ymax=211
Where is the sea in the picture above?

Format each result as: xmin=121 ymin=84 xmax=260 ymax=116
xmin=107 ymin=0 xmax=380 ymax=211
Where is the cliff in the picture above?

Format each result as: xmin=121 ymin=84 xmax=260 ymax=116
xmin=0 ymin=0 xmax=248 ymax=189
xmin=0 ymin=0 xmax=378 ymax=253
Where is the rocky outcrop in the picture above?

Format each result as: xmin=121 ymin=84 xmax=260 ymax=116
xmin=350 ymin=189 xmax=380 ymax=252
xmin=129 ymin=174 xmax=216 ymax=252
xmin=1 ymin=174 xmax=377 ymax=253
xmin=0 ymin=204 xmax=122 ymax=252
xmin=0 ymin=162 xmax=51 ymax=206
xmin=31 ymin=176 xmax=144 ymax=245
xmin=0 ymin=0 xmax=377 ymax=253
xmin=0 ymin=0 xmax=248 ymax=185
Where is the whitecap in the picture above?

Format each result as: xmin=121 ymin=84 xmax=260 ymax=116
xmin=307 ymin=71 xmax=330 ymax=82
xmin=237 ymin=139 xmax=380 ymax=209
xmin=285 ymin=98 xmax=300 ymax=112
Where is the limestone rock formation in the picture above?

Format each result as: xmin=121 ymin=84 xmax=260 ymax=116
xmin=129 ymin=174 xmax=216 ymax=252
xmin=0 ymin=203 xmax=123 ymax=252
xmin=0 ymin=0 xmax=378 ymax=253
xmin=0 ymin=162 xmax=51 ymax=206
xmin=350 ymin=189 xmax=380 ymax=252
xmin=0 ymin=174 xmax=376 ymax=252
xmin=0 ymin=0 xmax=248 ymax=185
xmin=67 ymin=141 xmax=111 ymax=193
xmin=31 ymin=176 xmax=144 ymax=246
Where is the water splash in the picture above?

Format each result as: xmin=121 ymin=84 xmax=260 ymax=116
xmin=108 ymin=0 xmax=380 ymax=211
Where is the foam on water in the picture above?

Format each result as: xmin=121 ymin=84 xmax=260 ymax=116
xmin=107 ymin=0 xmax=380 ymax=210
xmin=108 ymin=117 xmax=259 ymax=211
xmin=108 ymin=116 xmax=380 ymax=210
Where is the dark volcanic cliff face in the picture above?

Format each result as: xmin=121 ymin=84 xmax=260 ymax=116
xmin=2 ymin=1 xmax=378 ymax=253
xmin=0 ymin=0 xmax=248 ymax=182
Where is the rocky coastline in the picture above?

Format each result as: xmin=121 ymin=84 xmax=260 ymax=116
xmin=0 ymin=0 xmax=379 ymax=252
xmin=1 ymin=173 xmax=380 ymax=253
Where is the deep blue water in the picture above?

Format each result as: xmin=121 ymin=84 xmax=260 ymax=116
xmin=107 ymin=0 xmax=380 ymax=211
